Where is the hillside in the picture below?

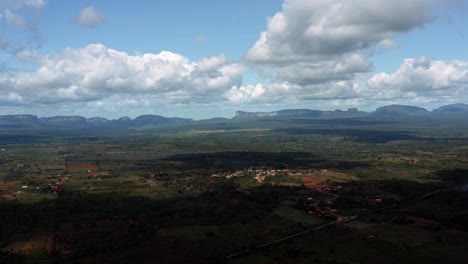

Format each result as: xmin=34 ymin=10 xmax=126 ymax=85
xmin=432 ymin=103 xmax=468 ymax=114
xmin=0 ymin=114 xmax=193 ymax=129
xmin=373 ymin=105 xmax=430 ymax=116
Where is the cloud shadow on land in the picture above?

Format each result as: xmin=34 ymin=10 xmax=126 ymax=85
xmin=273 ymin=128 xmax=419 ymax=143
xmin=163 ymin=151 xmax=368 ymax=171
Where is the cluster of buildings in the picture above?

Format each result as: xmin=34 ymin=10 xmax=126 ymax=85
xmin=211 ymin=167 xmax=279 ymax=183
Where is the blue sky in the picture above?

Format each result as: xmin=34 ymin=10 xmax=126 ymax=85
xmin=0 ymin=0 xmax=467 ymax=119
xmin=41 ymin=1 xmax=281 ymax=59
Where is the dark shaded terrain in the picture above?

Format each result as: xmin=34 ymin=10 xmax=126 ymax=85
xmin=1 ymin=177 xmax=467 ymax=263
xmin=166 ymin=151 xmax=324 ymax=170
xmin=274 ymin=128 xmax=419 ymax=143
xmin=1 ymin=114 xmax=468 ymax=263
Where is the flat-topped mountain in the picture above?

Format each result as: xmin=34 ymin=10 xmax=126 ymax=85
xmin=373 ymin=105 xmax=430 ymax=116
xmin=233 ymin=104 xmax=466 ymax=120
xmin=0 ymin=114 xmax=192 ymax=129
xmin=234 ymin=108 xmax=367 ymax=119
xmin=0 ymin=104 xmax=465 ymax=129
xmin=39 ymin=116 xmax=87 ymax=126
xmin=432 ymin=103 xmax=468 ymax=114
xmin=0 ymin=115 xmax=38 ymax=125
xmin=129 ymin=115 xmax=191 ymax=127
xmin=235 ymin=109 xmax=329 ymax=119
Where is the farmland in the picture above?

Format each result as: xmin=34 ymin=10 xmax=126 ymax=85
xmin=1 ymin=114 xmax=468 ymax=263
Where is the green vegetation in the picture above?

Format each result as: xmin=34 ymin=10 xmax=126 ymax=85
xmin=1 ymin=115 xmax=468 ymax=263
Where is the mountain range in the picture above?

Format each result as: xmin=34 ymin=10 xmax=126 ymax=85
xmin=0 ymin=104 xmax=466 ymax=129
xmin=0 ymin=114 xmax=192 ymax=129
xmin=235 ymin=104 xmax=468 ymax=119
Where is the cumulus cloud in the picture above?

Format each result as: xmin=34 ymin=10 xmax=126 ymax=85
xmin=225 ymin=80 xmax=361 ymax=105
xmin=0 ymin=44 xmax=243 ymax=104
xmin=227 ymin=57 xmax=468 ymax=108
xmin=366 ymin=57 xmax=468 ymax=100
xmin=246 ymin=0 xmax=437 ymax=85
xmin=225 ymin=84 xmax=265 ymax=103
xmin=1 ymin=0 xmax=466 ymax=117
xmin=7 ymin=92 xmax=23 ymax=103
xmin=377 ymin=39 xmax=399 ymax=50
xmin=14 ymin=49 xmax=44 ymax=64
xmin=75 ymin=6 xmax=105 ymax=28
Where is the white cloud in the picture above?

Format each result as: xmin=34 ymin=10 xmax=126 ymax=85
xmin=0 ymin=44 xmax=244 ymax=104
xmin=7 ymin=92 xmax=23 ymax=102
xmin=4 ymin=9 xmax=28 ymax=28
xmin=377 ymin=39 xmax=399 ymax=50
xmin=75 ymin=6 xmax=105 ymax=28
xmin=225 ymin=84 xmax=265 ymax=103
xmin=0 ymin=0 xmax=45 ymax=9
xmin=246 ymin=0 xmax=437 ymax=85
xmin=14 ymin=49 xmax=44 ymax=64
xmin=225 ymin=79 xmax=362 ymax=105
xmin=366 ymin=57 xmax=468 ymax=100
xmin=1 ymin=0 xmax=466 ymax=118
xmin=194 ymin=35 xmax=206 ymax=46
xmin=226 ymin=53 xmax=468 ymax=108
xmin=0 ymin=0 xmax=44 ymax=53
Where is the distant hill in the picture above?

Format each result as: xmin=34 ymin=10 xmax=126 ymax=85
xmin=0 ymin=115 xmax=38 ymax=125
xmin=199 ymin=117 xmax=231 ymax=123
xmin=0 ymin=103 xmax=466 ymax=129
xmin=86 ymin=117 xmax=111 ymax=125
xmin=235 ymin=109 xmax=326 ymax=119
xmin=0 ymin=115 xmax=40 ymax=128
xmin=233 ymin=103 xmax=467 ymax=120
xmin=432 ymin=103 xmax=468 ymax=114
xmin=0 ymin=114 xmax=193 ymax=129
xmin=234 ymin=108 xmax=367 ymax=119
xmin=128 ymin=115 xmax=191 ymax=127
xmin=373 ymin=105 xmax=430 ymax=116
xmin=39 ymin=116 xmax=87 ymax=127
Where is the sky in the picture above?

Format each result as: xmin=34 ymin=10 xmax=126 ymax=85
xmin=0 ymin=0 xmax=467 ymax=119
